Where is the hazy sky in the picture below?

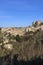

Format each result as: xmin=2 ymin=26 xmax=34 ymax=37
xmin=0 ymin=0 xmax=43 ymax=27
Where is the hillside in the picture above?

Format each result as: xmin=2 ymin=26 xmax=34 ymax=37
xmin=0 ymin=20 xmax=43 ymax=65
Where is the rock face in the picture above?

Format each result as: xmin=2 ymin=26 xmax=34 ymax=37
xmin=35 ymin=20 xmax=42 ymax=26
xmin=32 ymin=20 xmax=42 ymax=27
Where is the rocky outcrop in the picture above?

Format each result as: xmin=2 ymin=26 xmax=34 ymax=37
xmin=32 ymin=20 xmax=42 ymax=27
xmin=1 ymin=20 xmax=43 ymax=36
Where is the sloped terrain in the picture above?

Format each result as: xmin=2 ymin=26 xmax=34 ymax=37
xmin=0 ymin=20 xmax=43 ymax=65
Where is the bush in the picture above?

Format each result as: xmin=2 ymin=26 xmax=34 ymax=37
xmin=7 ymin=33 xmax=16 ymax=41
xmin=16 ymin=35 xmax=21 ymax=42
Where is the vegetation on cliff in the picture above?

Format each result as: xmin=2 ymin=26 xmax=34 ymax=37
xmin=0 ymin=20 xmax=43 ymax=61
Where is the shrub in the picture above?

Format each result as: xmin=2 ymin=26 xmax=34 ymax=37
xmin=16 ymin=35 xmax=21 ymax=42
